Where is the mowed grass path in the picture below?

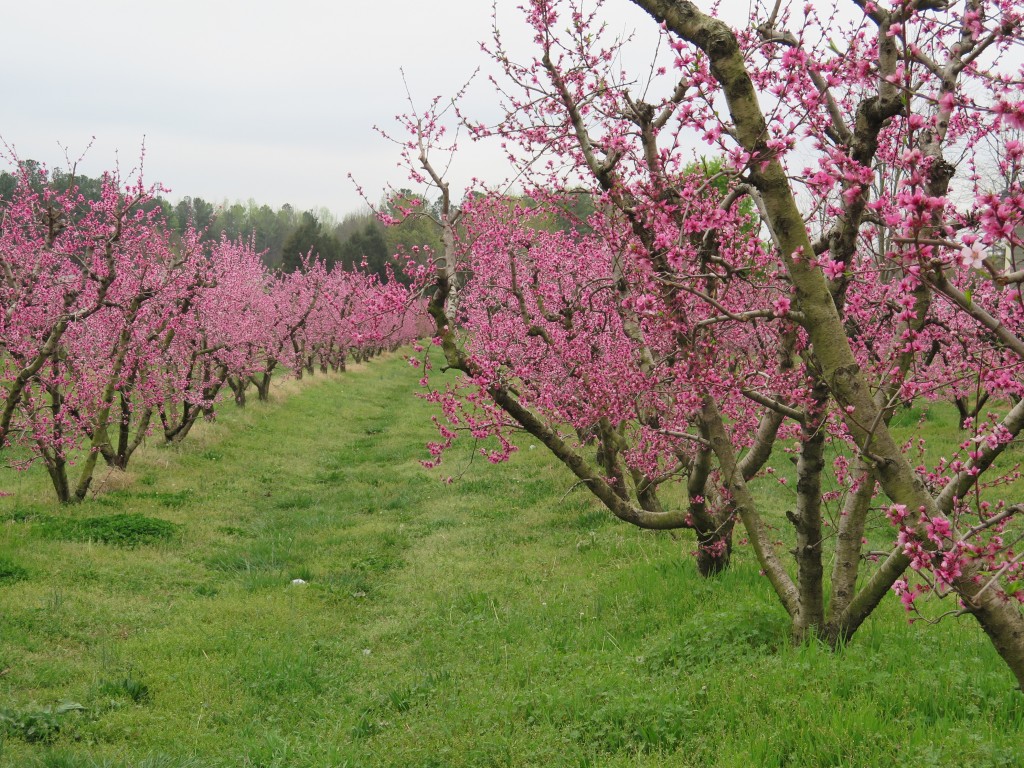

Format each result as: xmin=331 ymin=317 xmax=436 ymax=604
xmin=1 ymin=353 xmax=1022 ymax=767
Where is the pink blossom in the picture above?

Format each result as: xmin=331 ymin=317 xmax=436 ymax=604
xmin=822 ymin=259 xmax=846 ymax=280
xmin=957 ymin=241 xmax=986 ymax=269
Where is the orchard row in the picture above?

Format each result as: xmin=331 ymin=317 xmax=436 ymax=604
xmin=0 ymin=166 xmax=428 ymax=503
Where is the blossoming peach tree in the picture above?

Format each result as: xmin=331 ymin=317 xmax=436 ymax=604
xmin=396 ymin=0 xmax=1024 ymax=687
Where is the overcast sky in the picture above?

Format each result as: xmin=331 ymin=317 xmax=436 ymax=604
xmin=2 ymin=0 xmax=665 ymax=219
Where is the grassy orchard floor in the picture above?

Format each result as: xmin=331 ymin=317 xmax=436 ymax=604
xmin=1 ymin=354 xmax=1022 ymax=768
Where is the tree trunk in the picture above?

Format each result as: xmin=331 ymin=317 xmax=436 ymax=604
xmin=252 ymin=372 xmax=272 ymax=401
xmin=695 ymin=524 xmax=733 ymax=577
xmin=790 ymin=419 xmax=826 ymax=642
xmin=227 ymin=376 xmax=248 ymax=407
xmin=962 ymin=576 xmax=1024 ymax=691
xmin=825 ymin=459 xmax=876 ymax=641
xmin=40 ymin=382 xmax=73 ymax=503
xmin=39 ymin=441 xmax=71 ymax=504
xmin=101 ymin=393 xmax=150 ymax=470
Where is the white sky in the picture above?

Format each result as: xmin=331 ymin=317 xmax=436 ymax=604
xmin=5 ymin=1 xmax=1021 ymax=222
xmin=1 ymin=0 xmax=661 ymax=219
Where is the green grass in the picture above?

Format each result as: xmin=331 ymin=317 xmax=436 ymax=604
xmin=1 ymin=356 xmax=1022 ymax=767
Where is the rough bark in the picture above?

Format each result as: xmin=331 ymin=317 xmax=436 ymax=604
xmin=227 ymin=376 xmax=249 ymax=407
xmin=101 ymin=394 xmax=152 ymax=471
xmin=251 ymin=362 xmax=276 ymax=402
xmin=825 ymin=458 xmax=876 ymax=636
xmin=791 ymin=409 xmax=826 ymax=641
xmin=701 ymin=398 xmax=800 ymax=618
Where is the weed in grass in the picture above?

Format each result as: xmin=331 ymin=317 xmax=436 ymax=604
xmin=44 ymin=588 xmax=65 ymax=614
xmin=4 ymin=502 xmax=44 ymax=523
xmin=0 ymin=702 xmax=85 ymax=744
xmin=414 ymin=517 xmax=459 ymax=536
xmin=127 ymin=490 xmax=193 ymax=509
xmin=644 ymin=609 xmax=788 ymax=670
xmin=191 ymin=583 xmax=218 ymax=598
xmin=315 ymin=569 xmax=374 ymax=602
xmin=241 ymin=571 xmax=293 ymax=591
xmin=312 ymin=468 xmax=345 ymax=485
xmin=204 ymin=536 xmax=296 ymax=574
xmin=393 ymin=671 xmax=449 ymax=711
xmin=27 ymin=513 xmax=178 ymax=547
xmin=568 ymin=692 xmax=694 ymax=753
xmin=97 ymin=675 xmax=150 ymax=704
xmin=572 ymin=509 xmax=612 ymax=531
xmin=0 ymin=556 xmax=29 ymax=583
xmin=928 ymin=744 xmax=1020 ymax=768
xmin=236 ymin=641 xmax=324 ymax=702
xmin=352 ymin=551 xmax=402 ymax=575
xmin=272 ymin=492 xmax=317 ymax=510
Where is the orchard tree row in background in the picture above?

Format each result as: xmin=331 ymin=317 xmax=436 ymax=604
xmin=0 ymin=162 xmax=444 ymax=281
xmin=391 ymin=0 xmax=1024 ymax=689
xmin=0 ymin=161 xmax=429 ymax=504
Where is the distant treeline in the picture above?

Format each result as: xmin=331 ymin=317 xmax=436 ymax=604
xmin=0 ymin=162 xmax=446 ymax=283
